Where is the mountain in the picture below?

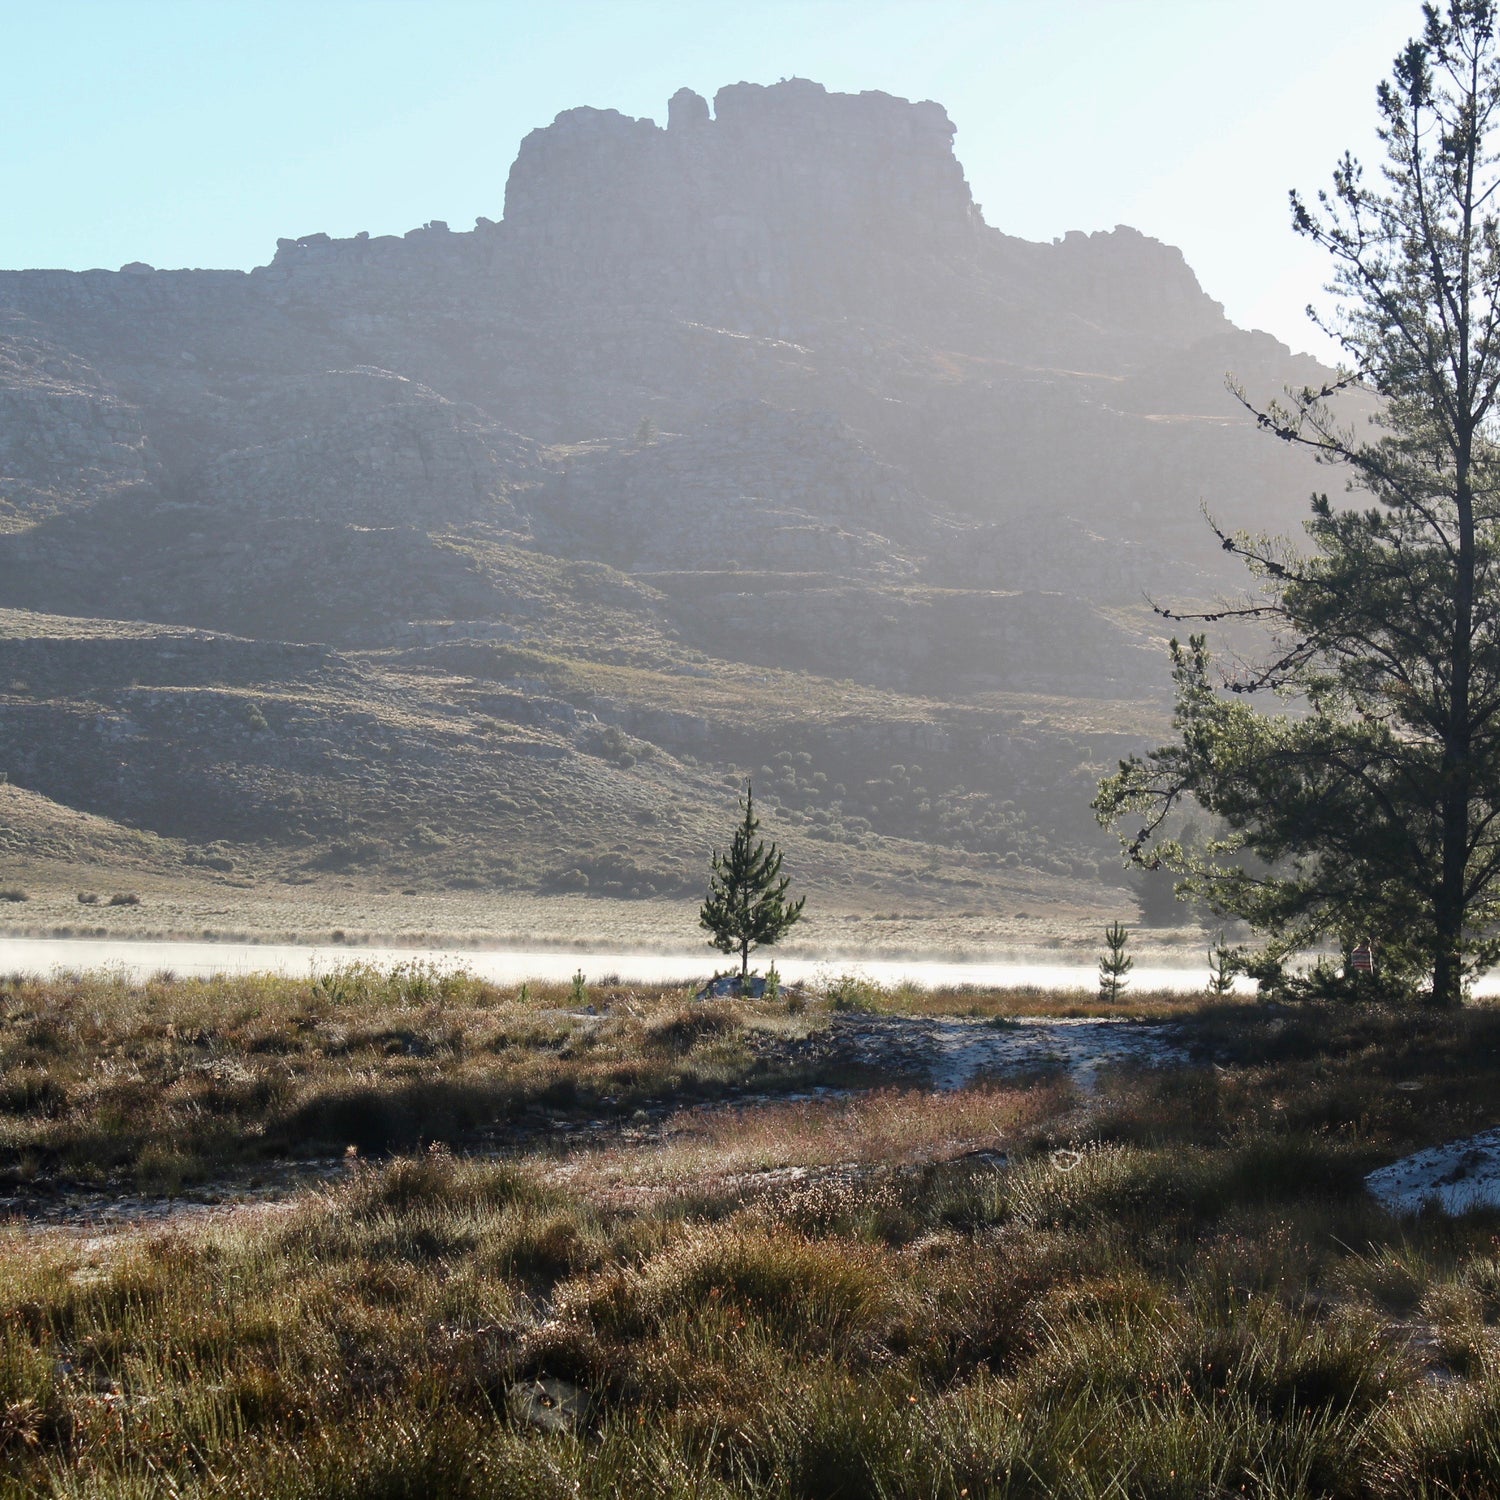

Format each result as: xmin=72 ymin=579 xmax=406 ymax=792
xmin=0 ymin=80 xmax=1333 ymax=948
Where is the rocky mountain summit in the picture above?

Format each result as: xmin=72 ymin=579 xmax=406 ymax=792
xmin=0 ymin=80 xmax=1332 ymax=931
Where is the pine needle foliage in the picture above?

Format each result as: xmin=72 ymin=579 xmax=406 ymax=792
xmin=1099 ymin=919 xmax=1134 ymax=1004
xmin=1097 ymin=1 xmax=1500 ymax=1005
xmin=1207 ymin=934 xmax=1242 ymax=998
xmin=700 ymin=784 xmax=805 ymax=984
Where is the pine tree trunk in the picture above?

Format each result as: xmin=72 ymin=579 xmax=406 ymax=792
xmin=1433 ymin=391 xmax=1476 ymax=1007
xmin=1437 ymin=480 xmax=1471 ymax=1009
xmin=740 ymin=939 xmax=749 ymax=984
xmin=1435 ymin=530 xmax=1472 ymax=1010
xmin=1432 ymin=916 xmax=1463 ymax=1006
xmin=1433 ymin=105 xmax=1480 ymax=1011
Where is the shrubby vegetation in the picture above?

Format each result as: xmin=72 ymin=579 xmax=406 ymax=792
xmin=0 ymin=967 xmax=840 ymax=1191
xmin=0 ymin=979 xmax=1497 ymax=1494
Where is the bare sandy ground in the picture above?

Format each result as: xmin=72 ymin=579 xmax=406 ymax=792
xmin=1366 ymin=1129 xmax=1500 ymax=1216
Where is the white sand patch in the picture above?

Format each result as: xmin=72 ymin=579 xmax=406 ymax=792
xmin=1366 ymin=1128 xmax=1500 ymax=1216
xmin=926 ymin=1015 xmax=1190 ymax=1091
xmin=826 ymin=1014 xmax=1189 ymax=1092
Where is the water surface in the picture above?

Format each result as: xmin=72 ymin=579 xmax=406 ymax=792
xmin=0 ymin=935 xmax=1245 ymax=992
xmin=6 ymin=935 xmax=1489 ymax=994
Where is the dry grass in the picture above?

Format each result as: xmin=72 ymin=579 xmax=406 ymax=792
xmin=853 ymin=977 xmax=1219 ymax=1020
xmin=559 ymin=1084 xmax=1052 ymax=1197
xmin=0 ymin=967 xmax=856 ymax=1191
xmin=0 ymin=978 xmax=1498 ymax=1494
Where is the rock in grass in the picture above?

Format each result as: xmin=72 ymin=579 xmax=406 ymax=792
xmin=1366 ymin=1128 xmax=1500 ymax=1216
xmin=506 ymin=1376 xmax=588 ymax=1434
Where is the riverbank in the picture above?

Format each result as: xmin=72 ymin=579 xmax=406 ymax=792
xmin=0 ymin=933 xmax=1248 ymax=995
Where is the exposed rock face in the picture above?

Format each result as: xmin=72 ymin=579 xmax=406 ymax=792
xmin=0 ymin=313 xmax=154 ymax=526
xmin=198 ymin=370 xmax=533 ymax=531
xmin=501 ymin=81 xmax=982 ymax=321
xmin=542 ymin=403 xmax=925 ymax=577
xmin=0 ymin=80 xmax=1340 ymax=900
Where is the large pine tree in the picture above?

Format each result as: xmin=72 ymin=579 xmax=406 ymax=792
xmin=700 ymin=786 xmax=805 ymax=985
xmin=1096 ymin=1 xmax=1500 ymax=1004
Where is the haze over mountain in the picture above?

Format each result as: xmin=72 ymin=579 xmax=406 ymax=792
xmin=0 ymin=80 xmax=1333 ymax=945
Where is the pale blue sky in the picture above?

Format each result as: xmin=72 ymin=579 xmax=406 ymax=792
xmin=3 ymin=0 xmax=1418 ymax=358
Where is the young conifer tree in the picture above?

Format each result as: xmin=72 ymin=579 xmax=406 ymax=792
xmin=1096 ymin=1 xmax=1500 ymax=1005
xmin=1207 ymin=934 xmax=1241 ymax=998
xmin=1098 ymin=920 xmax=1133 ymax=1004
xmin=700 ymin=785 xmax=805 ymax=986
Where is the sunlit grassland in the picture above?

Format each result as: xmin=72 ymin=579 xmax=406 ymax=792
xmin=0 ymin=966 xmax=880 ymax=1192
xmin=0 ymin=966 xmax=1216 ymax=1194
xmin=1 ymin=976 xmax=1500 ymax=1494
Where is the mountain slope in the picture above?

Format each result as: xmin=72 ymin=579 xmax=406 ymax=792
xmin=0 ymin=80 xmax=1336 ymax=941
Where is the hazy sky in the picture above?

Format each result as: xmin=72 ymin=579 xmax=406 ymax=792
xmin=3 ymin=0 xmax=1420 ymax=360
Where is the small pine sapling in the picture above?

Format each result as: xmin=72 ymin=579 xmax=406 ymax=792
xmin=1098 ymin=919 xmax=1133 ymax=1003
xmin=1207 ymin=934 xmax=1241 ymax=998
xmin=700 ymin=784 xmax=805 ymax=987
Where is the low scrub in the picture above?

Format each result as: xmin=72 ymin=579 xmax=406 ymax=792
xmin=0 ymin=968 xmax=856 ymax=1189
xmin=0 ymin=980 xmax=1497 ymax=1493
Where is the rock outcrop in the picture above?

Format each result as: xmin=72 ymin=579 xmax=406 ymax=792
xmin=501 ymin=81 xmax=982 ymax=323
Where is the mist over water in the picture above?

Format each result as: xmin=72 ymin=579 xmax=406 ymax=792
xmin=0 ymin=935 xmax=1317 ymax=996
